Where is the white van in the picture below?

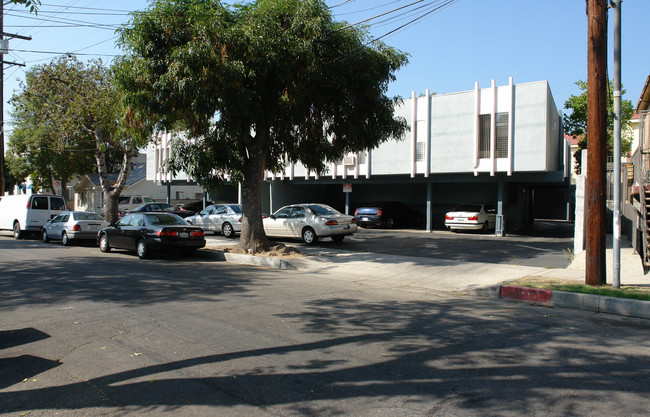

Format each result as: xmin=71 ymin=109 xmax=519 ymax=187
xmin=0 ymin=194 xmax=68 ymax=239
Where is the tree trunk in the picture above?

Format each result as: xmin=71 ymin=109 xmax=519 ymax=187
xmin=93 ymin=126 xmax=132 ymax=223
xmin=104 ymin=190 xmax=120 ymax=223
xmin=238 ymin=130 xmax=271 ymax=253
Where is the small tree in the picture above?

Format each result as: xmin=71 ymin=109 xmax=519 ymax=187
xmin=564 ymin=79 xmax=634 ymax=174
xmin=8 ymin=55 xmax=149 ymax=222
xmin=116 ymin=0 xmax=408 ymax=253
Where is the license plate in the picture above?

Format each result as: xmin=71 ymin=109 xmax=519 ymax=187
xmin=178 ymin=232 xmax=188 ymax=238
xmin=362 ymin=217 xmax=369 ymax=221
xmin=87 ymin=224 xmax=99 ymax=230
xmin=344 ymin=224 xmax=350 ymax=229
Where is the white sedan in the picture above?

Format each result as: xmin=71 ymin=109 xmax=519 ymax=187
xmin=263 ymin=203 xmax=358 ymax=244
xmin=42 ymin=211 xmax=109 ymax=245
xmin=445 ymin=204 xmax=497 ymax=233
xmin=185 ymin=204 xmax=242 ymax=238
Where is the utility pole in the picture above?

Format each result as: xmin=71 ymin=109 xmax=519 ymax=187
xmin=585 ymin=0 xmax=608 ymax=286
xmin=1 ymin=1 xmax=5 ymax=196
xmin=0 ymin=3 xmax=30 ymax=196
xmin=612 ymin=0 xmax=622 ymax=289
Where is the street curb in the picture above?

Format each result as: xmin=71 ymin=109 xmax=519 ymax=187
xmin=500 ymin=285 xmax=553 ymax=304
xmin=499 ymin=285 xmax=650 ymax=319
xmin=200 ymin=247 xmax=650 ymax=320
xmin=204 ymin=249 xmax=297 ymax=270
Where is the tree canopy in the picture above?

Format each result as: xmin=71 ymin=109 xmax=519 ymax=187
xmin=564 ymin=79 xmax=634 ymax=173
xmin=8 ymin=59 xmax=97 ymax=195
xmin=8 ymin=55 xmax=149 ymax=222
xmin=115 ymin=0 xmax=409 ymax=252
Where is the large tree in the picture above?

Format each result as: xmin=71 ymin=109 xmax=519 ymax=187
xmin=115 ymin=0 xmax=408 ymax=253
xmin=8 ymin=55 xmax=149 ymax=222
xmin=564 ymin=79 xmax=634 ymax=174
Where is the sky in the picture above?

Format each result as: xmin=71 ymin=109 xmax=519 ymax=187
xmin=2 ymin=0 xmax=649 ymax=144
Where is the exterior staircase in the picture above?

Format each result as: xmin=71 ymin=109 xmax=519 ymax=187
xmin=639 ymin=181 xmax=650 ymax=270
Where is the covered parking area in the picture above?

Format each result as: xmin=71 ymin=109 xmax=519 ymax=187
xmin=260 ymin=171 xmax=571 ymax=234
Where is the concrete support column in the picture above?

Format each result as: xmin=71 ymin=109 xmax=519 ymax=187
xmin=497 ymin=181 xmax=506 ymax=236
xmin=490 ymin=79 xmax=496 ymax=176
xmin=426 ymin=182 xmax=433 ymax=232
xmin=411 ymin=90 xmax=417 ymax=178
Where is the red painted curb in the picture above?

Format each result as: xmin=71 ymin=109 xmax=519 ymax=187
xmin=500 ymin=285 xmax=553 ymax=303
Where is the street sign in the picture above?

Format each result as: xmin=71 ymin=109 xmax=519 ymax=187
xmin=343 ymin=183 xmax=352 ymax=193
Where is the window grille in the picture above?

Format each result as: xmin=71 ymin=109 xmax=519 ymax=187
xmin=479 ymin=114 xmax=491 ymax=158
xmin=415 ymin=142 xmax=425 ymax=161
xmin=496 ymin=112 xmax=509 ymax=158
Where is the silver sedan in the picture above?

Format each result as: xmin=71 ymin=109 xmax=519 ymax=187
xmin=42 ymin=211 xmax=109 ymax=245
xmin=185 ymin=203 xmax=242 ymax=238
xmin=263 ymin=203 xmax=358 ymax=245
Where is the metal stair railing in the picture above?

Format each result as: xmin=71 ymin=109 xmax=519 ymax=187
xmin=644 ymin=181 xmax=650 ymax=267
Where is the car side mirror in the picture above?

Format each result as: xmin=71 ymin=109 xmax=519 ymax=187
xmin=269 ymin=214 xmax=276 ymax=219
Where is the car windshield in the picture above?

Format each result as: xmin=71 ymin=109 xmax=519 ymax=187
xmin=144 ymin=197 xmax=155 ymax=203
xmin=73 ymin=212 xmax=104 ymax=221
xmin=227 ymin=205 xmax=242 ymax=213
xmin=145 ymin=213 xmax=187 ymax=226
xmin=308 ymin=204 xmax=339 ymax=215
xmin=454 ymin=204 xmax=481 ymax=212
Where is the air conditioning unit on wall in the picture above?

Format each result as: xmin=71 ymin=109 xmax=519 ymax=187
xmin=343 ymin=155 xmax=356 ymax=166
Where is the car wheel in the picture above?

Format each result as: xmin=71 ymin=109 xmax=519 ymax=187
xmin=99 ymin=234 xmax=111 ymax=252
xmin=183 ymin=249 xmax=197 ymax=257
xmin=62 ymin=231 xmax=71 ymax=246
xmin=42 ymin=229 xmax=50 ymax=243
xmin=302 ymin=227 xmax=318 ymax=245
xmin=482 ymin=221 xmax=489 ymax=233
xmin=136 ymin=239 xmax=149 ymax=259
xmin=222 ymin=222 xmax=235 ymax=238
xmin=13 ymin=222 xmax=22 ymax=239
xmin=332 ymin=235 xmax=345 ymax=242
xmin=385 ymin=217 xmax=395 ymax=228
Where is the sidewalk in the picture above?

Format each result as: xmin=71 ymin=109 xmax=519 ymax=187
xmin=204 ymin=234 xmax=650 ymax=319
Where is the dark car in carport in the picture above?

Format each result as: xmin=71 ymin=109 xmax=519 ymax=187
xmin=121 ymin=202 xmax=195 ymax=218
xmin=353 ymin=201 xmax=421 ymax=229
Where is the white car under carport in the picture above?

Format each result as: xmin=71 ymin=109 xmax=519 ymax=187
xmin=445 ymin=204 xmax=497 ymax=233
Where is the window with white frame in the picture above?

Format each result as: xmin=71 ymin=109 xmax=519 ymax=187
xmin=479 ymin=112 xmax=509 ymax=159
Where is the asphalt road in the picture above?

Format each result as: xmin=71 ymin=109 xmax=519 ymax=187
xmin=255 ymin=219 xmax=575 ymax=269
xmin=2 ymin=237 xmax=649 ymax=416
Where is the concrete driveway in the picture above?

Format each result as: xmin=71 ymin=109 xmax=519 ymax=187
xmin=250 ymin=220 xmax=575 ymax=269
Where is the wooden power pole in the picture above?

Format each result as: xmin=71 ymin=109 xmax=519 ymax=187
xmin=585 ymin=0 xmax=608 ymax=286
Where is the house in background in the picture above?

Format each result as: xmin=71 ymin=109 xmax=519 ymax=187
xmin=629 ymin=75 xmax=650 ymax=267
xmin=74 ymin=153 xmax=204 ymax=214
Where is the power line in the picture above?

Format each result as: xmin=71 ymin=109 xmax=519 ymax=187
xmin=11 ymin=48 xmax=117 ymax=56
